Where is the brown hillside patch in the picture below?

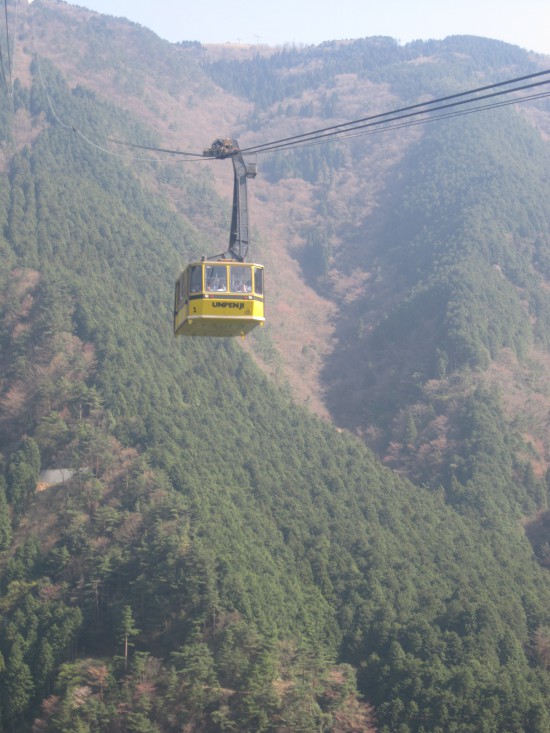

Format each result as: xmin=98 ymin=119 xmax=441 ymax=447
xmin=3 ymin=482 xmax=66 ymax=561
xmin=242 ymin=176 xmax=337 ymax=419
xmin=23 ymin=2 xmax=252 ymax=155
xmin=485 ymin=348 xmax=550 ymax=473
xmin=523 ymin=509 xmax=550 ymax=568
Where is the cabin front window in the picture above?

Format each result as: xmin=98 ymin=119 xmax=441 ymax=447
xmin=230 ymin=265 xmax=252 ymax=293
xmin=205 ymin=265 xmax=227 ymax=292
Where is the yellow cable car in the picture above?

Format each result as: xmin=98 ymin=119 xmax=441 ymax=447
xmin=174 ymin=259 xmax=265 ymax=337
xmin=174 ymin=138 xmax=265 ymax=338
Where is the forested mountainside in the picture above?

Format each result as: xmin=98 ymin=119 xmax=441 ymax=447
xmin=1 ymin=1 xmax=550 ymax=731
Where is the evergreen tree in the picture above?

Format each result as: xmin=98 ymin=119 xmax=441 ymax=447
xmin=118 ymin=604 xmax=140 ymax=673
xmin=6 ymin=438 xmax=41 ymax=514
xmin=0 ymin=476 xmax=11 ymax=550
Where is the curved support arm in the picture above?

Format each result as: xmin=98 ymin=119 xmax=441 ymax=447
xmin=204 ymin=138 xmax=257 ymax=262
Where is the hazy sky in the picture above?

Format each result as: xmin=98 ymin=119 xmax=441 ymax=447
xmin=72 ymin=0 xmax=550 ymax=56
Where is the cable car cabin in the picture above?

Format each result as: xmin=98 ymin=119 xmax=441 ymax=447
xmin=174 ymin=260 xmax=265 ymax=337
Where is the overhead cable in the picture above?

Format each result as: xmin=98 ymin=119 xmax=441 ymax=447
xmin=3 ymin=0 xmax=12 ymax=95
xmin=25 ymin=3 xmax=550 ymax=166
xmin=29 ymin=0 xmax=203 ymax=162
xmin=0 ymin=0 xmax=9 ymax=95
xmin=281 ymin=90 xmax=550 ymax=153
xmin=238 ymin=72 xmax=550 ymax=156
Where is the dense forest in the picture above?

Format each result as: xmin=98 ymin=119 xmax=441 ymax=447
xmin=1 ymin=1 xmax=550 ymax=731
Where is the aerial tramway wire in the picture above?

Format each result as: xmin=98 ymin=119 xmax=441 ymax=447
xmin=255 ymin=89 xmax=550 ymax=155
xmin=91 ymin=73 xmax=550 ymax=159
xmin=0 ymin=40 xmax=6 ymax=95
xmin=8 ymin=0 xmax=19 ymax=97
xmin=3 ymin=0 xmax=12 ymax=95
xmin=237 ymin=68 xmax=550 ymax=155
xmin=29 ymin=0 xmax=205 ymax=163
xmin=271 ymin=89 xmax=550 ymax=153
xmin=26 ymin=1 xmax=550 ymax=167
xmin=0 ymin=0 xmax=11 ymax=96
xmin=236 ymin=74 xmax=550 ymax=156
xmin=93 ymin=133 xmax=205 ymax=158
xmin=66 ymin=73 xmax=550 ymax=161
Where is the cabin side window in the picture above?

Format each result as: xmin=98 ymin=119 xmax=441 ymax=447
xmin=254 ymin=267 xmax=263 ymax=295
xmin=174 ymin=280 xmax=180 ymax=312
xmin=205 ymin=265 xmax=227 ymax=292
xmin=230 ymin=265 xmax=252 ymax=293
xmin=180 ymin=273 xmax=187 ymax=305
xmin=189 ymin=266 xmax=203 ymax=293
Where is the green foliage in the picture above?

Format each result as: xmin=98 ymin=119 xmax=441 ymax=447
xmin=0 ymin=476 xmax=11 ymax=550
xmin=6 ymin=438 xmax=41 ymax=514
xmin=0 ymin=17 xmax=550 ymax=733
xmin=370 ymin=109 xmax=548 ymax=370
xmin=324 ymin=104 xmax=550 ymax=451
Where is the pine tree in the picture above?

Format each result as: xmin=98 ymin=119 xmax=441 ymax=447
xmin=3 ymin=637 xmax=34 ymax=725
xmin=6 ymin=438 xmax=41 ymax=513
xmin=118 ymin=605 xmax=139 ymax=673
xmin=0 ymin=476 xmax=11 ymax=550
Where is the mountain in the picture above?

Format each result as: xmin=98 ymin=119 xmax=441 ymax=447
xmin=1 ymin=1 xmax=550 ymax=731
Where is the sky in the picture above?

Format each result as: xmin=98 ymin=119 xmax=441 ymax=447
xmin=72 ymin=0 xmax=550 ymax=56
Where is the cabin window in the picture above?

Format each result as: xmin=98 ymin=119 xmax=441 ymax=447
xmin=230 ymin=265 xmax=252 ymax=293
xmin=189 ymin=266 xmax=203 ymax=293
xmin=180 ymin=273 xmax=187 ymax=305
xmin=175 ymin=274 xmax=186 ymax=308
xmin=254 ymin=268 xmax=263 ymax=295
xmin=205 ymin=265 xmax=227 ymax=292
